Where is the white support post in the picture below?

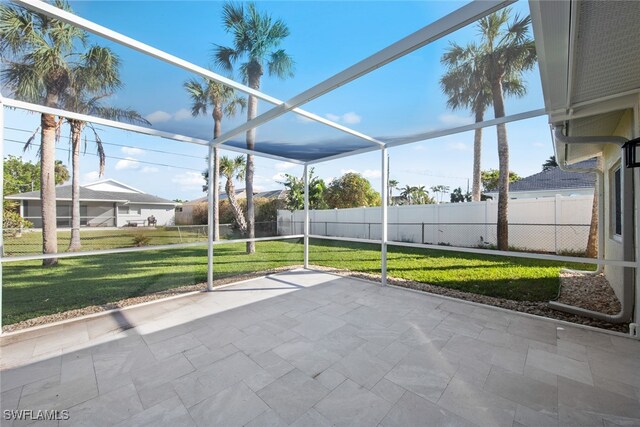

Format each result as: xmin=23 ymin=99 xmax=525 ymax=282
xmin=381 ymin=149 xmax=389 ymax=286
xmin=303 ymin=164 xmax=310 ymax=269
xmin=206 ymin=143 xmax=214 ymax=292
xmin=0 ymin=99 xmax=4 ymax=331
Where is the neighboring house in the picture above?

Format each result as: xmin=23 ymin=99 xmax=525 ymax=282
xmin=532 ymin=0 xmax=639 ymax=325
xmin=5 ymin=179 xmax=177 ymax=228
xmin=485 ymin=160 xmax=596 ymax=200
xmin=175 ymin=189 xmax=287 ymax=225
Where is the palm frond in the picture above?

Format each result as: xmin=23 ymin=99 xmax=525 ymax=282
xmin=268 ymin=49 xmax=294 ymax=79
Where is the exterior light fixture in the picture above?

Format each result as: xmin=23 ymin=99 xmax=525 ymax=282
xmin=623 ymin=137 xmax=640 ymax=168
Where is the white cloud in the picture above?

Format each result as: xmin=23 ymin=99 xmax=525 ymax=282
xmin=325 ymin=112 xmax=362 ymax=125
xmin=447 ymin=142 xmax=469 ymax=151
xmin=145 ymin=110 xmax=172 ymax=123
xmin=174 ymin=108 xmax=192 ymax=121
xmin=532 ymin=141 xmax=547 ymax=148
xmin=438 ymin=113 xmax=473 ymax=127
xmin=82 ymin=171 xmax=100 ymax=184
xmin=362 ymin=169 xmax=382 ymax=179
xmin=115 ymin=157 xmax=140 ymax=170
xmin=342 ymin=112 xmax=362 ymax=124
xmin=141 ymin=166 xmax=159 ymax=173
xmin=172 ymin=171 xmax=204 ymax=189
xmin=121 ymin=147 xmax=145 ymax=156
xmin=272 ymin=172 xmax=287 ymax=182
xmin=340 ymin=168 xmax=358 ymax=175
xmin=413 ymin=144 xmax=427 ymax=151
xmin=275 ymin=161 xmax=296 ymax=171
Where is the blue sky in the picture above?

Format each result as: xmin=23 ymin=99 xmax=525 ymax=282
xmin=3 ymin=0 xmax=555 ymax=202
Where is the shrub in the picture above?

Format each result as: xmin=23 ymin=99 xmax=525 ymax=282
xmin=3 ymin=210 xmax=33 ymax=232
xmin=131 ymin=231 xmax=151 ymax=247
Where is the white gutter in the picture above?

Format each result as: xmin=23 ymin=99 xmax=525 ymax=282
xmin=550 ymin=126 xmax=634 ymax=324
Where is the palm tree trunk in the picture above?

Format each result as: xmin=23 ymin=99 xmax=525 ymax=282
xmin=585 ymin=157 xmax=602 ymax=257
xmin=472 ymin=109 xmax=484 ymax=202
xmin=492 ymin=78 xmax=509 ymax=251
xmin=226 ymin=180 xmax=247 ymax=234
xmin=68 ymin=120 xmax=83 ymax=251
xmin=213 ymin=112 xmax=222 ymax=241
xmin=40 ymin=111 xmax=58 ymax=266
xmin=245 ymin=69 xmax=260 ymax=254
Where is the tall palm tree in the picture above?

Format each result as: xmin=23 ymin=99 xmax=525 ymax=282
xmin=214 ymin=2 xmax=294 ymax=254
xmin=388 ymin=179 xmax=399 ymax=206
xmin=477 ymin=9 xmax=536 ymax=250
xmin=441 ymin=42 xmax=526 ymax=202
xmin=400 ymin=185 xmax=415 ymax=205
xmin=220 ymin=155 xmax=247 ymax=234
xmin=184 ymin=77 xmax=246 ymax=242
xmin=1 ymin=0 xmax=87 ymax=266
xmin=63 ymin=47 xmax=149 ymax=251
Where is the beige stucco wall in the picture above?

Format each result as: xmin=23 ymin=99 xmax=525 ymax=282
xmin=602 ymin=109 xmax=634 ymax=301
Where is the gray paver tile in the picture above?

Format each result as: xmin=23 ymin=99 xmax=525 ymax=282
xmin=189 ymin=382 xmax=268 ymax=427
xmin=314 ymin=379 xmax=392 ymax=427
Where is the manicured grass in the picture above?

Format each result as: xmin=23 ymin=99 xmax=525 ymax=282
xmin=1 ymin=238 xmax=595 ymax=325
xmin=3 ymin=227 xmax=209 ymax=256
xmin=308 ymin=239 xmax=595 ymax=302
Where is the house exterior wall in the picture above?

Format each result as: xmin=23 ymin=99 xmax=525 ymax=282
xmin=115 ymin=203 xmax=175 ymax=227
xmin=485 ymin=188 xmax=594 ymax=199
xmin=22 ymin=200 xmax=116 ymax=228
xmin=602 ymin=109 xmax=634 ymax=302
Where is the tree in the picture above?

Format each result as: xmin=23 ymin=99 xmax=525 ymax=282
xmin=1 ymin=0 xmax=87 ymax=265
xmin=3 ymin=156 xmax=68 ymax=231
xmin=430 ymin=185 xmax=450 ymax=203
xmin=585 ymin=157 xmax=603 ymax=258
xmin=63 ymin=46 xmax=148 ymax=251
xmin=325 ymin=173 xmax=381 ymax=208
xmin=441 ymin=41 xmax=525 ymax=203
xmin=185 ymin=77 xmax=245 ymax=241
xmin=481 ymin=169 xmax=520 ymax=192
xmin=477 ymin=8 xmax=537 ymax=250
xmin=450 ymin=187 xmax=472 ymax=203
xmin=219 ymin=155 xmax=247 ymax=233
xmin=214 ymin=2 xmax=294 ymax=254
xmin=280 ymin=168 xmax=327 ymax=211
xmin=388 ymin=179 xmax=399 ymax=205
xmin=542 ymin=155 xmax=558 ymax=171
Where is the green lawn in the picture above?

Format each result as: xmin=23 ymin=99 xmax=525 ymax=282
xmin=1 ymin=237 xmax=594 ymax=325
xmin=3 ymin=227 xmax=209 ymax=256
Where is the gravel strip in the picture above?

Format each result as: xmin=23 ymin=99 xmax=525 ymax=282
xmin=3 ymin=265 xmax=628 ymax=334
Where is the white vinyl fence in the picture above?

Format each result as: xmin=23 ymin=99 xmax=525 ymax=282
xmin=278 ymin=195 xmax=594 ymax=254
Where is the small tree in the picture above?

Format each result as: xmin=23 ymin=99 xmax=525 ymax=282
xmin=325 ymin=173 xmax=380 ymax=208
xmin=450 ymin=187 xmax=472 ymax=203
xmin=281 ymin=168 xmax=327 ymax=211
xmin=481 ymin=169 xmax=520 ymax=192
xmin=219 ymin=155 xmax=247 ymax=234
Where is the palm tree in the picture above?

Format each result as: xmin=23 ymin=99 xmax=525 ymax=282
xmin=220 ymin=155 xmax=248 ymax=234
xmin=63 ymin=46 xmax=149 ymax=251
xmin=214 ymin=2 xmax=294 ymax=254
xmin=184 ymin=78 xmax=246 ymax=242
xmin=477 ymin=9 xmax=536 ymax=250
xmin=441 ymin=42 xmax=527 ymax=203
xmin=400 ymin=185 xmax=414 ymax=205
xmin=388 ymin=179 xmax=399 ymax=205
xmin=542 ymin=155 xmax=558 ymax=171
xmin=1 ymin=0 xmax=87 ymax=266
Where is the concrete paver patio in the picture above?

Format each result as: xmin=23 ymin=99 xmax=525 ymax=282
xmin=1 ymin=269 xmax=639 ymax=426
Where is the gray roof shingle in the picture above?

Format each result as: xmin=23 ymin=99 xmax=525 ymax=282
xmin=509 ymin=159 xmax=597 ymax=192
xmin=5 ymin=184 xmax=176 ymax=205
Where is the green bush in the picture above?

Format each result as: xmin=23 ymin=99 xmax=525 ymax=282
xmin=131 ymin=230 xmax=151 ymax=247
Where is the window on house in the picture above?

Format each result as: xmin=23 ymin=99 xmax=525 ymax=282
xmin=613 ymin=166 xmax=621 ymax=236
xmin=118 ymin=205 xmax=129 ymax=215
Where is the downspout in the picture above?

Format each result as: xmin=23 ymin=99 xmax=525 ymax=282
xmin=551 ymin=127 xmax=604 ymax=275
xmin=548 ymin=126 xmax=634 ymax=324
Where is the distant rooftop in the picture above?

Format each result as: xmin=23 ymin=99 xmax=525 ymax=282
xmin=509 ymin=159 xmax=597 ymax=193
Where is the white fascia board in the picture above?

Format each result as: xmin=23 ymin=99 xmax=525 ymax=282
xmin=384 ymin=109 xmax=546 ymax=148
xmin=13 ymin=0 xmax=383 ymax=150
xmin=213 ymin=0 xmax=514 ymax=148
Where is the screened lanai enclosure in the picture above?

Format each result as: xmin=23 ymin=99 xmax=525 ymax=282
xmin=1 ymin=0 xmax=640 ymax=423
